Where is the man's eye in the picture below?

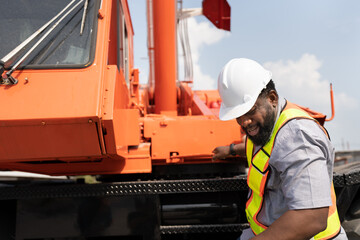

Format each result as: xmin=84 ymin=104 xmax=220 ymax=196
xmin=248 ymin=107 xmax=256 ymax=115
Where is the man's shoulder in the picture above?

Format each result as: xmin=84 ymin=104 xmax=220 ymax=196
xmin=271 ymin=118 xmax=331 ymax=160
xmin=277 ymin=117 xmax=326 ymax=140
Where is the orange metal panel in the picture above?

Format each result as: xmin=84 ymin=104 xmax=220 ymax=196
xmin=0 ymin=118 xmax=102 ymax=161
xmin=113 ymin=109 xmax=140 ymax=147
xmin=143 ymin=116 xmax=241 ymax=162
xmin=101 ymin=65 xmax=150 ymax=173
xmin=103 ymin=109 xmax=141 ymax=154
xmin=0 ymin=68 xmax=102 ymax=120
xmin=102 ymin=108 xmax=150 ymax=173
xmin=124 ymin=142 xmax=151 ymax=173
xmin=1 ymin=143 xmax=151 ymax=176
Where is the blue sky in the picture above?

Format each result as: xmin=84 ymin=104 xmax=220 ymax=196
xmin=128 ymin=0 xmax=360 ymax=150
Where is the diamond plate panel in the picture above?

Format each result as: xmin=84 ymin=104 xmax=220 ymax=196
xmin=0 ymin=177 xmax=248 ymax=200
xmin=160 ymin=223 xmax=249 ymax=235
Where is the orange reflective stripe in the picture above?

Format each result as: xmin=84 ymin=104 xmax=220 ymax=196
xmin=245 ymin=101 xmax=341 ymax=238
xmin=329 ymin=184 xmax=337 ymax=216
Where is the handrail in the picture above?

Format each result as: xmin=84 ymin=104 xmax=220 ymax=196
xmin=325 ymin=83 xmax=335 ymax=122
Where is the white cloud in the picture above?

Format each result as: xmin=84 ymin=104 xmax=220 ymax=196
xmin=187 ymin=18 xmax=229 ymax=62
xmin=179 ymin=17 xmax=230 ymax=90
xmin=263 ymin=54 xmax=359 ymax=150
xmin=264 ymin=54 xmax=358 ymax=114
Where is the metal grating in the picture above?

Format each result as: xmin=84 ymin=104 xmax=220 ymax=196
xmin=344 ymin=170 xmax=360 ymax=186
xmin=0 ymin=176 xmax=248 ymax=200
xmin=160 ymin=223 xmax=249 ymax=235
xmin=0 ymin=170 xmax=358 ymax=200
xmin=333 ymin=173 xmax=346 ymax=187
xmin=334 ymin=168 xmax=360 ymax=187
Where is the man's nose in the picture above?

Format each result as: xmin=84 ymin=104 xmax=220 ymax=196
xmin=237 ymin=116 xmax=252 ymax=127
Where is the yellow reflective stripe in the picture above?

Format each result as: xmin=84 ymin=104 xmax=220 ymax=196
xmin=282 ymin=108 xmax=311 ymax=120
xmin=247 ymin=164 xmax=268 ymax=197
xmin=247 ymin=164 xmax=261 ymax=196
xmin=252 ymin=150 xmax=269 ymax=173
xmin=314 ymin=208 xmax=341 ymax=240
xmin=246 ymin=138 xmax=253 ymax=166
xmin=246 ymin=193 xmax=267 ymax=234
xmin=246 ymin=192 xmax=262 ymax=213
xmin=274 ymin=108 xmax=312 ymax=133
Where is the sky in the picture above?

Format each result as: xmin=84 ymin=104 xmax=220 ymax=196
xmin=128 ymin=0 xmax=360 ymax=151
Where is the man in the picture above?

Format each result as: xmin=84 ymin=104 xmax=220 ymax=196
xmin=213 ymin=58 xmax=347 ymax=240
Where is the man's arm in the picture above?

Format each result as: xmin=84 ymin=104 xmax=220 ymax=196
xmin=251 ymin=207 xmax=329 ymax=240
xmin=212 ymin=143 xmax=246 ymax=160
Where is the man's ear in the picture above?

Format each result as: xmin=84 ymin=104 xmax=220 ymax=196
xmin=268 ymin=90 xmax=278 ymax=107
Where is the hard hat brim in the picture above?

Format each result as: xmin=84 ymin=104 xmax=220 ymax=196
xmin=219 ymin=97 xmax=257 ymax=121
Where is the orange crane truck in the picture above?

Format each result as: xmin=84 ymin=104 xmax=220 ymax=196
xmin=0 ymin=0 xmax=359 ymax=239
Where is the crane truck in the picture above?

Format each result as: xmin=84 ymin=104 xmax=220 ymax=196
xmin=0 ymin=0 xmax=359 ymax=239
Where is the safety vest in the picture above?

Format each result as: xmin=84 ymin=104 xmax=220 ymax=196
xmin=245 ymin=101 xmax=341 ymax=239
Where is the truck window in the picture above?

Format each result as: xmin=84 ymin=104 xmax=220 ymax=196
xmin=117 ymin=0 xmax=130 ymax=86
xmin=0 ymin=0 xmax=99 ymax=69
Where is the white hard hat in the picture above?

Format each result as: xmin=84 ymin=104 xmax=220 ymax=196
xmin=218 ymin=58 xmax=272 ymax=121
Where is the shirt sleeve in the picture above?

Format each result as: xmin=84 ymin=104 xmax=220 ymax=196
xmin=270 ymin=119 xmax=333 ymax=210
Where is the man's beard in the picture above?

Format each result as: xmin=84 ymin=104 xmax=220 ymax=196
xmin=245 ymin=105 xmax=276 ymax=146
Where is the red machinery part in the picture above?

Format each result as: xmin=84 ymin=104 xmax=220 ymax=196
xmin=202 ymin=0 xmax=231 ymax=31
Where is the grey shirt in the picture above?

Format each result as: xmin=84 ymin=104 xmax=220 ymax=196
xmin=240 ymin=97 xmax=347 ymax=240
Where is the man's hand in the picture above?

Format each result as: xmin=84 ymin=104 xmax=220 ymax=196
xmin=212 ymin=145 xmax=231 ymax=160
xmin=212 ymin=143 xmax=246 ymax=160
